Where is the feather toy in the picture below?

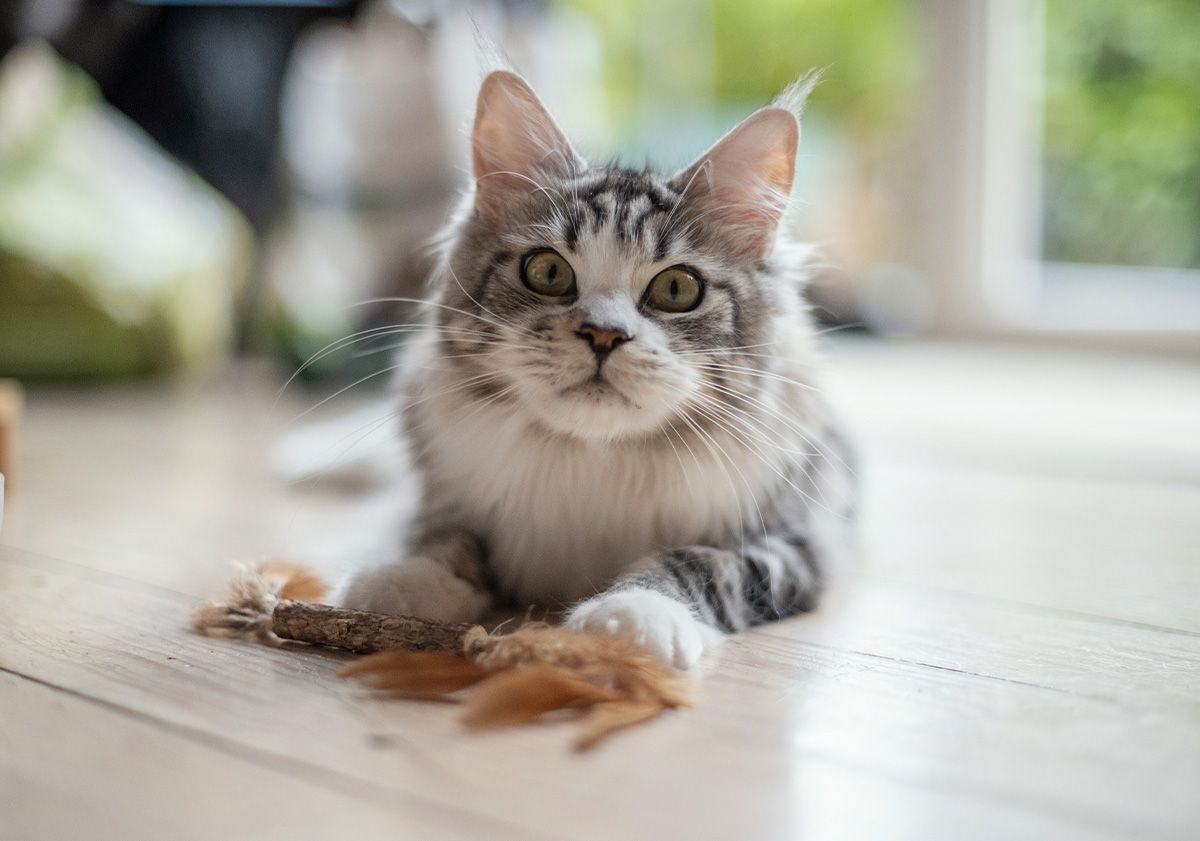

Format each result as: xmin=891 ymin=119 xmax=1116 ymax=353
xmin=194 ymin=562 xmax=689 ymax=750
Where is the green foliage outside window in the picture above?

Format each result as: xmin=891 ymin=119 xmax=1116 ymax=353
xmin=560 ymin=0 xmax=922 ymax=138
xmin=561 ymin=0 xmax=1200 ymax=272
xmin=1043 ymin=0 xmax=1200 ymax=269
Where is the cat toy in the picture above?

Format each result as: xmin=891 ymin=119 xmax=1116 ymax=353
xmin=194 ymin=563 xmax=688 ymax=750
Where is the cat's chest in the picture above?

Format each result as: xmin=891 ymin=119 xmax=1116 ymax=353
xmin=416 ymin=402 xmax=765 ymax=606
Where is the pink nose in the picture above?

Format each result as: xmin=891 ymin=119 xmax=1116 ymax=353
xmin=576 ymin=323 xmax=633 ymax=356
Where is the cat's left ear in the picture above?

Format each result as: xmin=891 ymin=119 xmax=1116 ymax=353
xmin=472 ymin=71 xmax=585 ymax=222
xmin=671 ymin=108 xmax=799 ymax=260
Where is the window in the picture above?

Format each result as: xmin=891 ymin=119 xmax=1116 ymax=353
xmin=557 ymin=0 xmax=1199 ymax=342
xmin=925 ymin=0 xmax=1200 ymax=339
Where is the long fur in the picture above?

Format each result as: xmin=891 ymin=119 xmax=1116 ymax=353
xmin=338 ymin=70 xmax=857 ymax=669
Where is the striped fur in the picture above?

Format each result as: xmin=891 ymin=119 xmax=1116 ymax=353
xmin=338 ymin=71 xmax=856 ymax=668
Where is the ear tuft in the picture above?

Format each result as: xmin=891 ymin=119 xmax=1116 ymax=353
xmin=471 ymin=71 xmax=584 ymax=221
xmin=769 ymin=68 xmax=822 ymax=122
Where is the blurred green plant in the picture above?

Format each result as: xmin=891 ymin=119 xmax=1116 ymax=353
xmin=0 ymin=43 xmax=252 ymax=380
xmin=559 ymin=0 xmax=922 ymax=137
xmin=1043 ymin=0 xmax=1200 ymax=269
xmin=710 ymin=0 xmax=921 ymax=135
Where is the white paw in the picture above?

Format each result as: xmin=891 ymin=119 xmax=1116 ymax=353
xmin=337 ymin=556 xmax=489 ymax=624
xmin=566 ymin=588 xmax=720 ymax=669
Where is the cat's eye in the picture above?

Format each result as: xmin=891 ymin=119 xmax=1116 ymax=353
xmin=644 ymin=267 xmax=704 ymax=313
xmin=521 ymin=249 xmax=576 ymax=297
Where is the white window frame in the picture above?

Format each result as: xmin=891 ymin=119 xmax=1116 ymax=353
xmin=917 ymin=0 xmax=1200 ymax=350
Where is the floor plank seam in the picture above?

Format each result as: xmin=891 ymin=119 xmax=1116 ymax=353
xmin=861 ymin=575 xmax=1200 ymax=638
xmin=0 ymin=542 xmax=201 ymax=603
xmin=0 ymin=663 xmax=563 ymax=841
xmin=751 ymin=632 xmax=1124 ymax=704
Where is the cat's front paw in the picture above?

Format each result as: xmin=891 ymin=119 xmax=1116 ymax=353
xmin=566 ymin=588 xmax=719 ymax=669
xmin=337 ymin=557 xmax=489 ymax=624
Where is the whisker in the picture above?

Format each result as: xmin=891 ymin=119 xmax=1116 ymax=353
xmin=347 ymin=324 xmax=498 ymax=357
xmin=354 ymin=338 xmax=541 ymax=361
xmin=694 ymin=376 xmax=852 ymax=478
xmin=661 ymin=418 xmax=697 ymax=499
xmin=352 ymin=296 xmax=539 ymax=340
xmin=399 ymin=370 xmax=510 ymax=415
xmin=475 ymin=169 xmax=569 ymax=218
xmin=678 ymin=344 xmax=777 ymax=357
xmin=688 ymin=391 xmax=816 ymax=458
xmin=692 ymin=361 xmax=822 ymax=393
xmin=674 ymin=387 xmax=841 ymax=520
xmin=685 ymin=391 xmax=839 ymax=515
xmin=286 ymin=362 xmax=403 ymax=426
xmin=273 ymin=324 xmax=424 ymax=408
xmin=445 ymin=259 xmax=513 ymax=338
xmin=673 ymin=407 xmax=762 ymax=554
xmin=275 ymin=320 xmax=511 ymax=407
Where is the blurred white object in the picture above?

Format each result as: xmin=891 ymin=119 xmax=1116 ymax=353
xmin=270 ymin=401 xmax=402 ymax=487
xmin=264 ymin=1 xmax=604 ymax=372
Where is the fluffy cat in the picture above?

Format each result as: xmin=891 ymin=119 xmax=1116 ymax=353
xmin=338 ymin=69 xmax=856 ymax=668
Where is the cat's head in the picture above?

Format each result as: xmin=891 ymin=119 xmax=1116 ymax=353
xmin=433 ymin=70 xmax=814 ymax=442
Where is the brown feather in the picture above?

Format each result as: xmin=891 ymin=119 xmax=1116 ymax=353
xmin=460 ymin=664 xmax=619 ymax=729
xmin=574 ymin=701 xmax=666 ymax=751
xmin=261 ymin=561 xmax=330 ymax=603
xmin=468 ymin=627 xmax=690 ymax=708
xmin=339 ymin=650 xmax=493 ymax=696
xmin=339 ymin=626 xmax=692 ymax=744
xmin=193 ymin=561 xmax=330 ymax=644
xmin=197 ymin=565 xmax=692 ymax=749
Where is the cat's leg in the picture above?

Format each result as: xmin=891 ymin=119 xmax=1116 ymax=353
xmin=566 ymin=530 xmax=827 ymax=669
xmin=337 ymin=528 xmax=492 ymax=624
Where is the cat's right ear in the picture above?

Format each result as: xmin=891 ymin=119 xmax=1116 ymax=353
xmin=670 ymin=108 xmax=799 ymax=261
xmin=471 ymin=71 xmax=585 ymax=221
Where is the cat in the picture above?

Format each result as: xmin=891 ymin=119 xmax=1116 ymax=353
xmin=337 ymin=69 xmax=857 ymax=668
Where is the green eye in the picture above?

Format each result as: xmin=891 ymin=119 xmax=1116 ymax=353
xmin=645 ymin=267 xmax=704 ymax=312
xmin=521 ymin=249 xmax=576 ymax=297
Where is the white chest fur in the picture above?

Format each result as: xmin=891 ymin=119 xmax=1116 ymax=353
xmin=413 ymin=389 xmax=777 ymax=608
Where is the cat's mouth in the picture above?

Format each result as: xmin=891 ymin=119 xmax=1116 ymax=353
xmin=559 ymin=371 xmax=634 ymax=406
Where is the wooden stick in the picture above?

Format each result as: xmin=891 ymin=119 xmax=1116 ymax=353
xmin=195 ymin=571 xmax=688 ymax=750
xmin=271 ymin=601 xmax=478 ymax=655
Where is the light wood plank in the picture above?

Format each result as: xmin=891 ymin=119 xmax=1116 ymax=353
xmin=858 ymin=462 xmax=1200 ymax=631
xmin=0 ymin=669 xmax=512 ymax=841
xmin=2 ymin=544 xmax=1195 ymax=840
xmin=829 ymin=338 xmax=1200 ymax=483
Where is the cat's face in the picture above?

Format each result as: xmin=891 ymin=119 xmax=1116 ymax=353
xmin=434 ymin=72 xmax=804 ymax=442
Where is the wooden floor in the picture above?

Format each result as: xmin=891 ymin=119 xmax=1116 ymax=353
xmin=2 ymin=338 xmax=1198 ymax=841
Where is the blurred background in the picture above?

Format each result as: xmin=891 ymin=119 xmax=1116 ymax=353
xmin=0 ymin=0 xmax=1197 ymax=386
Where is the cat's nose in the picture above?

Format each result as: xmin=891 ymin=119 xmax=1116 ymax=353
xmin=576 ymin=322 xmax=633 ymax=357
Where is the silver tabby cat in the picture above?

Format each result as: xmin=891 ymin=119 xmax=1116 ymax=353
xmin=339 ymin=70 xmax=856 ymax=668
